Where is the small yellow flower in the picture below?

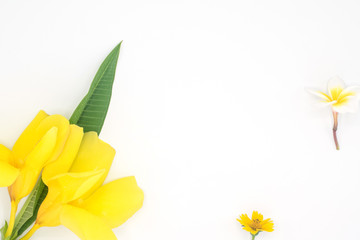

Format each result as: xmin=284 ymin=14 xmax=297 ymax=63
xmin=237 ymin=211 xmax=273 ymax=239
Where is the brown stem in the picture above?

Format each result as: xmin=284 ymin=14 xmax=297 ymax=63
xmin=332 ymin=110 xmax=339 ymax=150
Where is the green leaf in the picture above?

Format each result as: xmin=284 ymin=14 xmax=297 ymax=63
xmin=9 ymin=42 xmax=121 ymax=239
xmin=16 ymin=187 xmax=48 ymax=237
xmin=1 ymin=221 xmax=8 ymax=240
xmin=69 ymin=41 xmax=121 ymax=132
xmin=10 ymin=179 xmax=47 ymax=240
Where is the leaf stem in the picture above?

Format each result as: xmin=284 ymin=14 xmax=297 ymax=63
xmin=332 ymin=110 xmax=340 ymax=150
xmin=251 ymin=234 xmax=256 ymax=240
xmin=5 ymin=200 xmax=19 ymax=237
xmin=19 ymin=223 xmax=39 ymax=240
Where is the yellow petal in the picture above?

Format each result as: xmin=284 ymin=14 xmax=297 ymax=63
xmin=79 ymin=176 xmax=144 ymax=228
xmin=23 ymin=127 xmax=58 ymax=169
xmin=42 ymin=125 xmax=84 ymax=185
xmin=251 ymin=211 xmax=258 ymax=220
xmin=261 ymin=218 xmax=274 ymax=232
xmin=47 ymin=170 xmax=105 ymax=203
xmin=237 ymin=214 xmax=252 ymax=227
xmin=37 ymin=178 xmax=63 ymax=226
xmin=12 ymin=111 xmax=70 ymax=169
xmin=243 ymin=225 xmax=259 ymax=235
xmin=252 ymin=211 xmax=263 ymax=221
xmin=36 ymin=170 xmax=105 ymax=227
xmin=0 ymin=144 xmax=15 ymax=165
xmin=9 ymin=127 xmax=58 ymax=200
xmin=0 ymin=145 xmax=19 ymax=186
xmin=0 ymin=161 xmax=19 ymax=187
xmin=9 ymin=166 xmax=41 ymax=201
xmin=38 ymin=169 xmax=105 ymax=227
xmin=332 ymin=95 xmax=360 ymax=113
xmin=307 ymin=89 xmax=332 ymax=102
xmin=328 ymin=76 xmax=345 ymax=100
xmin=70 ymin=132 xmax=115 ymax=199
xmin=60 ymin=205 xmax=117 ymax=240
xmin=338 ymin=87 xmax=357 ymax=101
xmin=12 ymin=110 xmax=49 ymax=167
xmin=35 ymin=114 xmax=70 ymax=165
xmin=36 ymin=202 xmax=63 ymax=227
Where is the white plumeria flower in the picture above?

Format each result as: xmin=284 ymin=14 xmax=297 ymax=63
xmin=308 ymin=76 xmax=360 ymax=150
xmin=308 ymin=76 xmax=360 ymax=113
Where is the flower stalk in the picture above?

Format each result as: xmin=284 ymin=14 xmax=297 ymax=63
xmin=307 ymin=76 xmax=360 ymax=150
xmin=5 ymin=200 xmax=19 ymax=237
xmin=332 ymin=110 xmax=339 ymax=150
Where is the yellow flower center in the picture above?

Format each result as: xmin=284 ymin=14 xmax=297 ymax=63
xmin=322 ymin=87 xmax=356 ymax=107
xmin=330 ymin=87 xmax=343 ymax=101
xmin=250 ymin=218 xmax=262 ymax=231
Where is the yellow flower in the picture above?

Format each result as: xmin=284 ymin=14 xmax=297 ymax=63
xmin=237 ymin=211 xmax=274 ymax=238
xmin=308 ymin=76 xmax=360 ymax=150
xmin=21 ymin=132 xmax=144 ymax=240
xmin=0 ymin=110 xmax=83 ymax=237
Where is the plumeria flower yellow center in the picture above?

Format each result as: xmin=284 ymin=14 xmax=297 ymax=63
xmin=308 ymin=76 xmax=360 ymax=150
xmin=237 ymin=211 xmax=274 ymax=239
xmin=308 ymin=76 xmax=360 ymax=113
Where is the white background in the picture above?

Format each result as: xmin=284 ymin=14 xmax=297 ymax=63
xmin=0 ymin=0 xmax=360 ymax=240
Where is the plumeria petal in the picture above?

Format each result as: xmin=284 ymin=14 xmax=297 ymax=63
xmin=70 ymin=132 xmax=115 ymax=200
xmin=306 ymin=88 xmax=332 ymax=101
xmin=328 ymin=76 xmax=345 ymax=99
xmin=323 ymin=100 xmax=337 ymax=105
xmin=79 ymin=176 xmax=144 ymax=228
xmin=60 ymin=205 xmax=117 ymax=240
xmin=42 ymin=125 xmax=84 ymax=184
xmin=318 ymin=100 xmax=337 ymax=108
xmin=332 ymin=96 xmax=359 ymax=113
xmin=328 ymin=75 xmax=346 ymax=89
xmin=340 ymin=86 xmax=360 ymax=98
